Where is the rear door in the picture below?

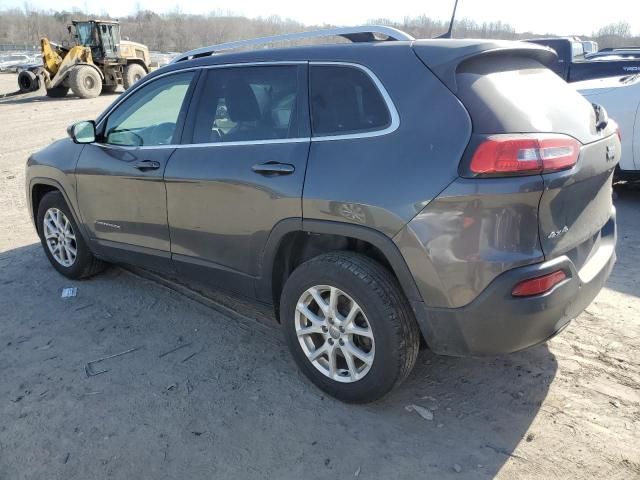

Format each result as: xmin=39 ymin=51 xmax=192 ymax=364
xmin=164 ymin=63 xmax=309 ymax=295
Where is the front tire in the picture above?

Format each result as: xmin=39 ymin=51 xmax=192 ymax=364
xmin=36 ymin=191 xmax=106 ymax=279
xmin=69 ymin=66 xmax=102 ymax=99
xmin=46 ymin=86 xmax=68 ymax=98
xmin=280 ymin=252 xmax=420 ymax=403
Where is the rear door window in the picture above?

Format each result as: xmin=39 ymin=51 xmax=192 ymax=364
xmin=309 ymin=65 xmax=391 ymax=137
xmin=190 ymin=65 xmax=302 ymax=144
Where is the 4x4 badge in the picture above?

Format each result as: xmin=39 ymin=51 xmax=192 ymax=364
xmin=547 ymin=225 xmax=569 ymax=239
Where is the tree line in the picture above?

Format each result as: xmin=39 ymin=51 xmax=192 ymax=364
xmin=0 ymin=7 xmax=638 ymax=53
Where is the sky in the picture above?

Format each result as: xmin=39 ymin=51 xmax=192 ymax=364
xmin=1 ymin=0 xmax=639 ymax=37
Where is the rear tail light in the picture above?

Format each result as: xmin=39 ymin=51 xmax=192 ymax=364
xmin=511 ymin=270 xmax=567 ymax=297
xmin=469 ymin=134 xmax=581 ymax=177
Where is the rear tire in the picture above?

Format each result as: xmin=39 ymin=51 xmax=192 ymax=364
xmin=36 ymin=191 xmax=106 ymax=279
xmin=69 ymin=66 xmax=102 ymax=99
xmin=46 ymin=86 xmax=68 ymax=98
xmin=280 ymin=252 xmax=421 ymax=403
xmin=123 ymin=63 xmax=146 ymax=90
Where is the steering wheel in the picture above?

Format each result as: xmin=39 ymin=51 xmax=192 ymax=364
xmin=148 ymin=122 xmax=176 ymax=145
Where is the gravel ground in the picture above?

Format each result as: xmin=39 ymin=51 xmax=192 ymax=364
xmin=1 ymin=73 xmax=639 ymax=480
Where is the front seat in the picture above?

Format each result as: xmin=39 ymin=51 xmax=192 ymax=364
xmin=223 ymin=80 xmax=270 ymax=142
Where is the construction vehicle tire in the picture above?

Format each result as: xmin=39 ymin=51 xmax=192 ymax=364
xmin=70 ymin=66 xmax=102 ymax=99
xmin=46 ymin=86 xmax=69 ymax=98
xmin=18 ymin=70 xmax=39 ymax=92
xmin=123 ymin=63 xmax=146 ymax=90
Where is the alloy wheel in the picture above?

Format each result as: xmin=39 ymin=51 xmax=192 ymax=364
xmin=295 ymin=285 xmax=375 ymax=383
xmin=43 ymin=208 xmax=77 ymax=267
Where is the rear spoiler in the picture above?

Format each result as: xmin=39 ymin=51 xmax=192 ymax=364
xmin=412 ymin=39 xmax=557 ymax=92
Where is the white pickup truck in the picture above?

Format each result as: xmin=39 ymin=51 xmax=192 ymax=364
xmin=575 ymin=74 xmax=640 ymax=180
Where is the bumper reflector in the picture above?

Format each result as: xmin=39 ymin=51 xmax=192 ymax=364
xmin=512 ymin=270 xmax=567 ymax=297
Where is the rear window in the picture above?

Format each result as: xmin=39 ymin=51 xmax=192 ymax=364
xmin=310 ymin=65 xmax=391 ymax=137
xmin=456 ymin=56 xmax=597 ymax=144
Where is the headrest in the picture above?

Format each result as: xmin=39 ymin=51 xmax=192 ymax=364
xmin=224 ymin=81 xmax=261 ymax=122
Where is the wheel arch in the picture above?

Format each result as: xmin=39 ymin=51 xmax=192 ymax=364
xmin=258 ymin=219 xmax=423 ymax=321
xmin=126 ymin=59 xmax=149 ymax=73
xmin=29 ymin=178 xmax=87 ymax=240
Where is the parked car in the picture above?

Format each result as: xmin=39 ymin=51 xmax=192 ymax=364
xmin=575 ymin=73 xmax=640 ymax=179
xmin=26 ymin=26 xmax=620 ymax=403
xmin=0 ymin=53 xmax=38 ymax=72
xmin=526 ymin=37 xmax=640 ymax=81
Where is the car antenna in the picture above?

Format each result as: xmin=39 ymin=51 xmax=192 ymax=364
xmin=437 ymin=0 xmax=460 ymax=39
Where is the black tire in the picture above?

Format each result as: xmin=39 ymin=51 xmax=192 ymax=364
xmin=101 ymin=83 xmax=119 ymax=94
xmin=36 ymin=191 xmax=106 ymax=279
xmin=46 ymin=86 xmax=68 ymax=98
xmin=280 ymin=252 xmax=421 ymax=403
xmin=18 ymin=70 xmax=39 ymax=92
xmin=123 ymin=63 xmax=146 ymax=90
xmin=69 ymin=66 xmax=102 ymax=99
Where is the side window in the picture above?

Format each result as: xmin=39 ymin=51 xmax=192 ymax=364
xmin=191 ymin=66 xmax=300 ymax=144
xmin=310 ymin=65 xmax=391 ymax=137
xmin=104 ymin=71 xmax=194 ymax=147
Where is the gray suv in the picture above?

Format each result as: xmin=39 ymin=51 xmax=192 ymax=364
xmin=26 ymin=27 xmax=619 ymax=403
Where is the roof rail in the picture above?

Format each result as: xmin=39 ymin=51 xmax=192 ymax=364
xmin=171 ymin=25 xmax=414 ymax=63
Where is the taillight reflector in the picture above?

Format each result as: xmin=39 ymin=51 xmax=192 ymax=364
xmin=512 ymin=270 xmax=567 ymax=297
xmin=470 ymin=135 xmax=581 ymax=177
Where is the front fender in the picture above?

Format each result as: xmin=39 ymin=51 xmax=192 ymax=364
xmin=26 ymin=138 xmax=86 ymax=235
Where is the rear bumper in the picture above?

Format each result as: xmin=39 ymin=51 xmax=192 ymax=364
xmin=413 ymin=214 xmax=616 ymax=356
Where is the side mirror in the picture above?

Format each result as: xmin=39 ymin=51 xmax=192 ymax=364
xmin=67 ymin=121 xmax=96 ymax=144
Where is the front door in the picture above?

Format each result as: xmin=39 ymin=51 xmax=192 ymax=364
xmin=75 ymin=70 xmax=197 ymax=267
xmin=164 ymin=64 xmax=309 ymax=295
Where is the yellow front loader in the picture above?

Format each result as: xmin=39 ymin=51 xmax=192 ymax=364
xmin=16 ymin=20 xmax=152 ymax=99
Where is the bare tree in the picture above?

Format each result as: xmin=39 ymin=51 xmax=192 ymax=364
xmin=0 ymin=7 xmax=638 ymax=52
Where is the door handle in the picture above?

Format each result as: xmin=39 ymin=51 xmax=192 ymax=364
xmin=133 ymin=160 xmax=161 ymax=171
xmin=251 ymin=162 xmax=295 ymax=175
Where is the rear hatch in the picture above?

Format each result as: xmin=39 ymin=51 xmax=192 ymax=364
xmin=414 ymin=41 xmax=619 ymax=271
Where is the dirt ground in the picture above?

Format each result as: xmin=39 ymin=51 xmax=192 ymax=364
xmin=0 ymin=73 xmax=639 ymax=480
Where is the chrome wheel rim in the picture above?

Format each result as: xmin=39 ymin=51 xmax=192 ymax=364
xmin=43 ymin=208 xmax=77 ymax=267
xmin=295 ymin=285 xmax=375 ymax=383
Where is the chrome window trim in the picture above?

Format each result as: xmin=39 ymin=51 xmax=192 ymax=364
xmin=95 ymin=61 xmax=306 ymax=130
xmin=94 ymin=60 xmax=399 ymax=150
xmin=95 ymin=137 xmax=311 ymax=151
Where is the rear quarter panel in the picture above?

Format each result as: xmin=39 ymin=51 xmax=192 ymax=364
xmin=302 ymin=46 xmax=472 ymax=236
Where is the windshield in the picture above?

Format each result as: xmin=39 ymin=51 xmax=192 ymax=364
xmin=75 ymin=23 xmax=96 ymax=46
